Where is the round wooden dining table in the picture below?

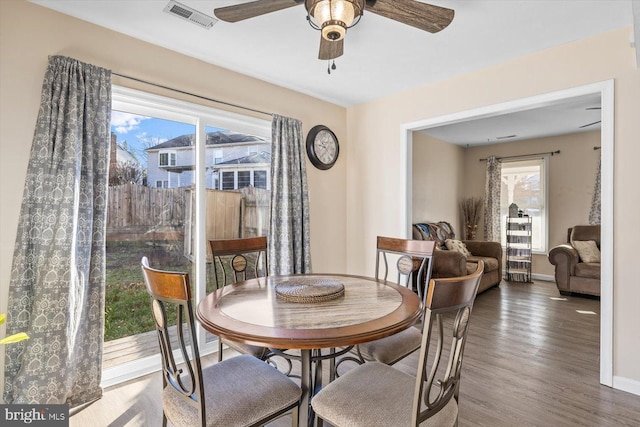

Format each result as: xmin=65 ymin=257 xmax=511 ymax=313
xmin=196 ymin=273 xmax=422 ymax=427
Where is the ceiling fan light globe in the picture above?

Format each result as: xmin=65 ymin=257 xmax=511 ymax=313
xmin=313 ymin=0 xmax=356 ymax=27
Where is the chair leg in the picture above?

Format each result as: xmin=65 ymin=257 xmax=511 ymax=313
xmin=162 ymin=413 xmax=167 ymax=427
xmin=329 ymin=348 xmax=336 ymax=382
xmin=316 ymin=416 xmax=324 ymax=427
xmin=291 ymin=405 xmax=299 ymax=427
xmin=218 ymin=337 xmax=223 ymax=362
xmin=334 ymin=346 xmax=365 ymax=378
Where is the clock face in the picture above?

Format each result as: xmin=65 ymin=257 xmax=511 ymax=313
xmin=306 ymin=125 xmax=339 ymax=170
xmin=314 ymin=130 xmax=338 ymax=165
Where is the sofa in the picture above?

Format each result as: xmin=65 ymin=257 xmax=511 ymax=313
xmin=412 ymin=221 xmax=502 ymax=294
xmin=548 ymin=225 xmax=600 ymax=297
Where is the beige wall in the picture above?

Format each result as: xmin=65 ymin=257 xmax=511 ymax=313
xmin=0 ymin=0 xmax=347 ymax=390
xmin=412 ymin=133 xmax=464 ymax=232
xmin=346 ymin=28 xmax=640 ymax=386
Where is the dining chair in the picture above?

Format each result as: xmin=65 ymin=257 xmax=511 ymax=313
xmin=342 ymin=236 xmax=436 ymax=368
xmin=209 ymin=236 xmax=271 ymax=362
xmin=141 ymin=257 xmax=301 ymax=427
xmin=312 ymin=261 xmax=484 ymax=427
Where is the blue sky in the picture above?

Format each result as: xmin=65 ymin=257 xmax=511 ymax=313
xmin=110 ymin=111 xmax=195 ymax=167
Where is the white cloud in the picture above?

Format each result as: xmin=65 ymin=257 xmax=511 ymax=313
xmin=111 ymin=111 xmax=150 ymax=134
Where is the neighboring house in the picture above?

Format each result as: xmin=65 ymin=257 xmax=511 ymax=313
xmin=109 ymin=132 xmax=143 ymax=184
xmin=146 ymin=130 xmax=271 ymax=190
xmin=110 ymin=132 xmax=140 ymax=165
xmin=215 ymin=151 xmax=271 ymax=191
xmin=116 ymin=144 xmax=138 ymax=165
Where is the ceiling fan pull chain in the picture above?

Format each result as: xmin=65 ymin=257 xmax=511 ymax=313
xmin=328 ymin=60 xmax=337 ymax=74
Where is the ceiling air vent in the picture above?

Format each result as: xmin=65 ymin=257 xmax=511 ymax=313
xmin=163 ymin=0 xmax=217 ymax=29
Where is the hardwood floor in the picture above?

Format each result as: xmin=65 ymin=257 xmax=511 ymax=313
xmin=453 ymin=280 xmax=638 ymax=426
xmin=71 ymin=280 xmax=640 ymax=426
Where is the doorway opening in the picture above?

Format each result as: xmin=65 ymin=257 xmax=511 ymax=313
xmin=400 ymin=80 xmax=614 ymax=387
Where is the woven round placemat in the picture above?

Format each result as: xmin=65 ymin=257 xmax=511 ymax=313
xmin=275 ymin=278 xmax=345 ymax=303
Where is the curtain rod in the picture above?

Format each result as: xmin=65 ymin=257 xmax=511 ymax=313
xmin=111 ymin=72 xmax=273 ymax=117
xmin=479 ymin=150 xmax=560 ymax=162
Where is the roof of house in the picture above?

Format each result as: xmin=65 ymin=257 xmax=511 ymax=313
xmin=215 ymin=151 xmax=271 ymax=166
xmin=147 ymin=130 xmax=266 ymax=151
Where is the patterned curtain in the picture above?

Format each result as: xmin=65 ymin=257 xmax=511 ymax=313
xmin=3 ymin=56 xmax=111 ymax=406
xmin=588 ymin=156 xmax=601 ymax=224
xmin=483 ymin=156 xmax=502 ymax=241
xmin=268 ymin=115 xmax=312 ymax=274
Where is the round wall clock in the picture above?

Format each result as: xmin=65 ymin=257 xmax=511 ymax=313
xmin=306 ymin=125 xmax=339 ymax=170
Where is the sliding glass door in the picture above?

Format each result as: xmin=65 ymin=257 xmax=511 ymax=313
xmin=104 ymin=112 xmax=195 ymax=372
xmin=103 ymin=86 xmax=270 ymax=386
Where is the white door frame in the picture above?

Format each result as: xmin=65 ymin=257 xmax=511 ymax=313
xmin=399 ymin=80 xmax=614 ymax=387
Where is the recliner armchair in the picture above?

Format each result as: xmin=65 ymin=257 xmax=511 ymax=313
xmin=548 ymin=225 xmax=601 ymax=297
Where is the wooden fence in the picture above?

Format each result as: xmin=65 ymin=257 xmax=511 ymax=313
xmin=106 ymin=183 xmax=186 ymax=241
xmin=240 ymin=186 xmax=270 ymax=238
xmin=184 ymin=186 xmax=271 ymax=261
xmin=184 ymin=188 xmax=241 ymax=261
xmin=107 ymin=183 xmax=270 ymax=253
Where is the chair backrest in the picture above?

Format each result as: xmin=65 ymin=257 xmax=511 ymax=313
xmin=209 ymin=236 xmax=268 ymax=288
xmin=141 ymin=257 xmax=206 ymax=424
xmin=411 ymin=261 xmax=484 ymax=426
xmin=375 ymin=236 xmax=436 ymax=301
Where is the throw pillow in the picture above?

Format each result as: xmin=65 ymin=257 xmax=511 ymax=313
xmin=445 ymin=239 xmax=472 ymax=257
xmin=572 ymin=240 xmax=600 ymax=263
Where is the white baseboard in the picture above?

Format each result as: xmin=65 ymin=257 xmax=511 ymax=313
xmin=612 ymin=376 xmax=640 ymax=396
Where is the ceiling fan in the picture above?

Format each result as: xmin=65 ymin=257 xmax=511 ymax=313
xmin=213 ymin=0 xmax=455 ymax=66
xmin=580 ymin=106 xmax=601 ymax=129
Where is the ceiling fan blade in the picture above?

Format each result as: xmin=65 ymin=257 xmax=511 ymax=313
xmin=214 ymin=0 xmax=302 ymax=23
xmin=586 ymin=107 xmax=602 ymax=110
xmin=580 ymin=121 xmax=602 ymax=128
xmin=319 ymin=37 xmax=344 ymax=60
xmin=365 ymin=0 xmax=454 ymax=33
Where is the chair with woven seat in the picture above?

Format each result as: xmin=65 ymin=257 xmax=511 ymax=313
xmin=346 ymin=236 xmax=436 ymax=367
xmin=209 ymin=236 xmax=271 ymax=362
xmin=312 ymin=262 xmax=484 ymax=427
xmin=141 ymin=257 xmax=301 ymax=427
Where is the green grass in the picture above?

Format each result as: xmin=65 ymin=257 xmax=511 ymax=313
xmin=104 ymin=240 xmax=189 ymax=341
xmin=105 ymin=282 xmax=162 ymax=339
xmin=104 ymin=240 xmax=263 ymax=341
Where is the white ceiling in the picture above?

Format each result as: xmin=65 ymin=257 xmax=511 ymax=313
xmin=29 ymin=0 xmax=633 ymax=143
xmin=421 ymin=93 xmax=602 ymax=146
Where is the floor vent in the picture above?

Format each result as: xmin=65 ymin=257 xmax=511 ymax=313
xmin=163 ymin=0 xmax=217 ymax=29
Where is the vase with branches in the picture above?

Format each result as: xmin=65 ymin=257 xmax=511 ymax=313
xmin=460 ymin=197 xmax=483 ymax=240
